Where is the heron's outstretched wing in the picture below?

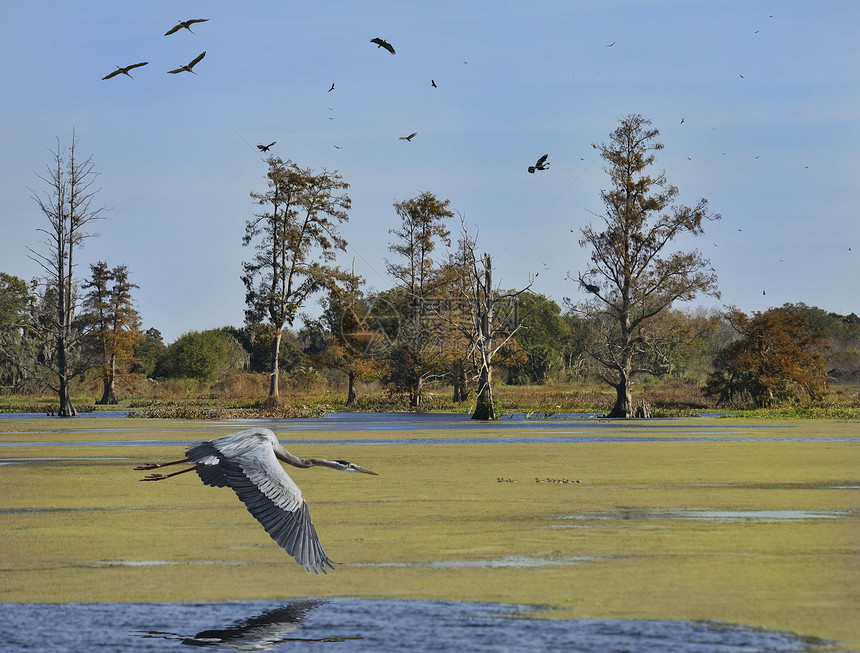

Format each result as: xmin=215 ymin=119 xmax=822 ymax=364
xmin=188 ymin=51 xmax=206 ymax=68
xmin=187 ymin=432 xmax=334 ymax=574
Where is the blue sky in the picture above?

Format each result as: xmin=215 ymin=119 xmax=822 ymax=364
xmin=2 ymin=1 xmax=858 ymax=343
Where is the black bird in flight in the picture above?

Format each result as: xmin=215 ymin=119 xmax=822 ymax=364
xmin=165 ymin=19 xmax=209 ymax=36
xmin=371 ymin=37 xmax=395 ymax=54
xmin=102 ymin=61 xmax=148 ymax=80
xmin=606 ymin=41 xmax=615 ymax=47
xmin=399 ymin=132 xmax=417 ymax=141
xmin=257 ymin=142 xmax=276 ymax=152
xmin=431 ymin=79 xmax=437 ymax=88
xmin=528 ymin=154 xmax=550 ymax=173
xmin=168 ymin=51 xmax=206 ymax=74
xmin=328 ymin=83 xmax=335 ymax=92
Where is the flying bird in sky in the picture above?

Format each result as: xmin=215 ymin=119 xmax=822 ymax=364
xmin=399 ymin=132 xmax=417 ymax=141
xmin=164 ymin=18 xmax=209 ymax=36
xmin=371 ymin=37 xmax=395 ymax=54
xmin=328 ymin=83 xmax=335 ymax=92
xmin=527 ymin=154 xmax=550 ymax=173
xmin=135 ymin=428 xmax=379 ymax=574
xmin=168 ymin=51 xmax=206 ymax=74
xmin=431 ymin=79 xmax=437 ymax=88
xmin=257 ymin=142 xmax=276 ymax=152
xmin=102 ymin=61 xmax=148 ymax=80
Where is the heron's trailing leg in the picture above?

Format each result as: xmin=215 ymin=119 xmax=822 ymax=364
xmin=140 ymin=465 xmax=199 ymax=481
xmin=135 ymin=458 xmax=198 ymax=481
xmin=135 ymin=458 xmax=190 ymax=471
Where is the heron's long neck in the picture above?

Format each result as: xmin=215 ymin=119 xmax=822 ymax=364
xmin=273 ymin=441 xmax=340 ymax=470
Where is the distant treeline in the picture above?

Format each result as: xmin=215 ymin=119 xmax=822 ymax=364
xmin=3 ymin=263 xmax=856 ymax=410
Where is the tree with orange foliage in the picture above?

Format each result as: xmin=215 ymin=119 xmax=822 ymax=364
xmin=82 ymin=262 xmax=141 ymax=404
xmin=705 ymin=307 xmax=828 ymax=407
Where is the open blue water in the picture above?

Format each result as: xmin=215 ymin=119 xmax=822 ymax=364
xmin=3 ymin=410 xmax=858 ymax=448
xmin=0 ymin=599 xmax=846 ymax=652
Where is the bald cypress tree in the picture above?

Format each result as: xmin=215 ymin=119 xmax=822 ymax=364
xmin=242 ymin=156 xmax=351 ymax=402
xmin=573 ymin=115 xmax=720 ymax=417
xmin=82 ymin=262 xmax=141 ymax=404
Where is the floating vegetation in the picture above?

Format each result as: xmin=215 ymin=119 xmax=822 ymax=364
xmin=126 ymin=404 xmax=327 ymax=419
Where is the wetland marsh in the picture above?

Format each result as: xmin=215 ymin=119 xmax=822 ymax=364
xmin=0 ymin=414 xmax=857 ymax=651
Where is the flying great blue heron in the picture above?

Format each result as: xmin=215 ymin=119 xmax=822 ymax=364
xmin=164 ymin=18 xmax=209 ymax=36
xmin=168 ymin=51 xmax=206 ymax=74
xmin=102 ymin=61 xmax=148 ymax=80
xmin=135 ymin=427 xmax=379 ymax=574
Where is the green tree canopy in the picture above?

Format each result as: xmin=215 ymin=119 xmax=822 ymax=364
xmin=158 ymin=329 xmax=248 ymax=382
xmin=0 ymin=273 xmax=34 ymax=391
xmin=132 ymin=327 xmax=166 ymax=378
xmin=502 ymin=292 xmax=570 ymax=384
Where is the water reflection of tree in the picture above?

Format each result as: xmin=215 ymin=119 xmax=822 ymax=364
xmin=136 ymin=600 xmax=363 ymax=649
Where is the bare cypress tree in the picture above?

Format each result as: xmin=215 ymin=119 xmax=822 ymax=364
xmin=439 ymin=217 xmax=532 ymax=420
xmin=573 ymin=115 xmax=719 ymax=417
xmin=27 ymin=133 xmax=105 ymax=416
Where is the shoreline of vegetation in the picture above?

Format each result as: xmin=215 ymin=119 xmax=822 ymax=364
xmin=2 ymin=376 xmax=859 ymax=420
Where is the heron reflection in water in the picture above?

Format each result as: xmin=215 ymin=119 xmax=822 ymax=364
xmin=137 ymin=600 xmax=363 ymax=648
xmin=135 ymin=427 xmax=379 ymax=573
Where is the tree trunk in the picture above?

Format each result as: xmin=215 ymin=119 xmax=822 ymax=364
xmin=410 ymin=377 xmax=423 ymax=410
xmin=268 ymin=329 xmax=282 ymax=399
xmin=471 ymin=362 xmax=495 ymax=420
xmin=608 ymin=372 xmax=633 ymax=418
xmin=56 ymin=336 xmax=76 ymax=416
xmin=98 ymin=353 xmax=117 ymax=405
xmin=345 ymin=370 xmax=357 ymax=407
xmin=452 ymin=364 xmax=467 ymax=403
xmin=471 ymin=254 xmax=496 ymax=420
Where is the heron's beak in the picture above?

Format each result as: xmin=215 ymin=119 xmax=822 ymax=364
xmin=353 ymin=465 xmax=380 ymax=476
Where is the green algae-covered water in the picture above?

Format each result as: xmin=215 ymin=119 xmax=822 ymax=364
xmin=1 ymin=414 xmax=858 ymax=650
